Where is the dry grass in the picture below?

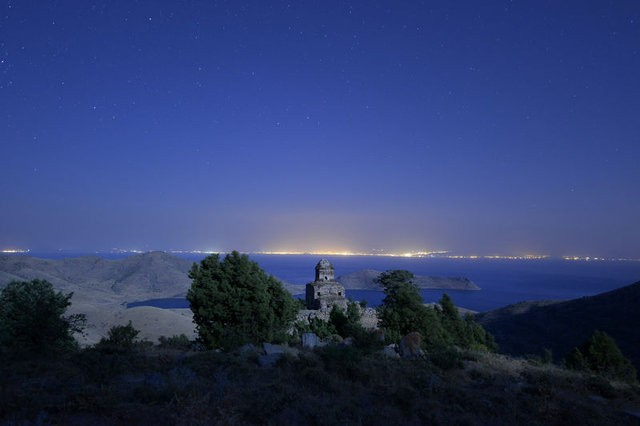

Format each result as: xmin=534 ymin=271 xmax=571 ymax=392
xmin=1 ymin=346 xmax=639 ymax=425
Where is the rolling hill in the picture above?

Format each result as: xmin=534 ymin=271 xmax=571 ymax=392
xmin=0 ymin=251 xmax=194 ymax=301
xmin=476 ymin=281 xmax=640 ymax=369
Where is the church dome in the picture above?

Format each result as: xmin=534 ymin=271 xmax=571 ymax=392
xmin=315 ymin=259 xmax=332 ymax=269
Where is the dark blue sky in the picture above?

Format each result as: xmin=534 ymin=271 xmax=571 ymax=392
xmin=1 ymin=1 xmax=639 ymax=256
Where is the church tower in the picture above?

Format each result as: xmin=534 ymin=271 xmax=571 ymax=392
xmin=305 ymin=259 xmax=347 ymax=310
xmin=315 ymin=259 xmax=335 ymax=282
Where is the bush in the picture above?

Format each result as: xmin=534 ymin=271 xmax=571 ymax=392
xmin=329 ymin=301 xmax=363 ymax=338
xmin=0 ymin=279 xmax=85 ymax=357
xmin=430 ymin=345 xmax=464 ymax=370
xmin=158 ymin=334 xmax=192 ymax=350
xmin=96 ymin=321 xmax=140 ymax=353
xmin=294 ymin=317 xmax=337 ymax=339
xmin=565 ymin=330 xmax=637 ymax=383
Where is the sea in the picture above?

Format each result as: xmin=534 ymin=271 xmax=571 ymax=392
xmin=20 ymin=252 xmax=640 ymax=313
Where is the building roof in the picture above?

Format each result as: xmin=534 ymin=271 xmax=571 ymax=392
xmin=315 ymin=259 xmax=333 ymax=270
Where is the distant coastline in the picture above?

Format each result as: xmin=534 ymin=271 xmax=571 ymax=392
xmin=336 ymin=269 xmax=480 ymax=291
xmin=3 ymin=249 xmax=640 ymax=263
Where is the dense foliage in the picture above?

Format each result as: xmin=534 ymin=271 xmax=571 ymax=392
xmin=565 ymin=330 xmax=637 ymax=383
xmin=294 ymin=317 xmax=337 ymax=339
xmin=187 ymin=251 xmax=298 ymax=349
xmin=439 ymin=293 xmax=497 ymax=351
xmin=329 ymin=301 xmax=362 ymax=338
xmin=377 ymin=270 xmax=496 ymax=351
xmin=158 ymin=334 xmax=192 ymax=350
xmin=377 ymin=270 xmax=446 ymax=345
xmin=0 ymin=279 xmax=84 ymax=356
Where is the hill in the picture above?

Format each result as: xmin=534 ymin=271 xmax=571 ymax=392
xmin=337 ymin=268 xmax=480 ymax=290
xmin=0 ymin=252 xmax=303 ymax=299
xmin=0 ymin=251 xmax=193 ymax=300
xmin=0 ymin=252 xmax=300 ymax=344
xmin=476 ymin=281 xmax=640 ymax=369
xmin=0 ymin=252 xmax=200 ymax=344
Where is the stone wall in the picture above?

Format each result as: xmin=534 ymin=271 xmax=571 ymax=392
xmin=295 ymin=306 xmax=379 ymax=330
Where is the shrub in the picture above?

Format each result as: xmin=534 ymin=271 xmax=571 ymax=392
xmin=564 ymin=330 xmax=637 ymax=383
xmin=430 ymin=345 xmax=464 ymax=370
xmin=565 ymin=347 xmax=587 ymax=370
xmin=329 ymin=301 xmax=363 ymax=338
xmin=158 ymin=334 xmax=192 ymax=350
xmin=292 ymin=317 xmax=334 ymax=340
xmin=96 ymin=321 xmax=140 ymax=353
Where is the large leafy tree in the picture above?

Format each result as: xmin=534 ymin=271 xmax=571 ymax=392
xmin=377 ymin=270 xmax=447 ymax=346
xmin=0 ymin=279 xmax=85 ymax=356
xmin=187 ymin=251 xmax=297 ymax=349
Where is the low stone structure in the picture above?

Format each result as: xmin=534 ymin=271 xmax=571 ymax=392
xmin=301 ymin=332 xmax=320 ymax=349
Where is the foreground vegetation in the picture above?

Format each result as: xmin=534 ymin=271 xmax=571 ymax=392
xmin=1 ymin=253 xmax=639 ymax=424
xmin=2 ymin=340 xmax=639 ymax=424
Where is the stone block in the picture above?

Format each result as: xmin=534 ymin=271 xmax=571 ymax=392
xmin=302 ymin=332 xmax=319 ymax=349
xmin=382 ymin=344 xmax=399 ymax=358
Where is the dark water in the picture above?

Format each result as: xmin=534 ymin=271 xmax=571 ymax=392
xmin=114 ymin=254 xmax=640 ymax=313
xmin=19 ymin=252 xmax=640 ymax=312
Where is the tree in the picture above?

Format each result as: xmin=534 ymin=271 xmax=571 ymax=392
xmin=377 ymin=270 xmax=447 ymax=347
xmin=438 ymin=293 xmax=497 ymax=351
xmin=376 ymin=273 xmax=496 ymax=351
xmin=565 ymin=330 xmax=637 ymax=383
xmin=187 ymin=251 xmax=298 ymax=350
xmin=0 ymin=279 xmax=85 ymax=356
xmin=376 ymin=270 xmax=415 ymax=294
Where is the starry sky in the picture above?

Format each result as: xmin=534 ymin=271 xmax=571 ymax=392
xmin=1 ymin=1 xmax=639 ymax=257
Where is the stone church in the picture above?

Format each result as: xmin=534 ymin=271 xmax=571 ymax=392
xmin=305 ymin=259 xmax=348 ymax=311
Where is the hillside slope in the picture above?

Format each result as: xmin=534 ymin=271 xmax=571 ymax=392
xmin=476 ymin=281 xmax=640 ymax=369
xmin=0 ymin=252 xmax=194 ymax=300
xmin=0 ymin=252 xmax=297 ymax=344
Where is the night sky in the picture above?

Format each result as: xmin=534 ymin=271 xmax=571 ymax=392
xmin=1 ymin=1 xmax=639 ymax=257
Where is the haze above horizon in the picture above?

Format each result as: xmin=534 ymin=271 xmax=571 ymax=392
xmin=2 ymin=1 xmax=639 ymax=258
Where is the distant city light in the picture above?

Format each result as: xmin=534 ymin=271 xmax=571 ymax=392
xmin=1 ymin=247 xmax=637 ymax=262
